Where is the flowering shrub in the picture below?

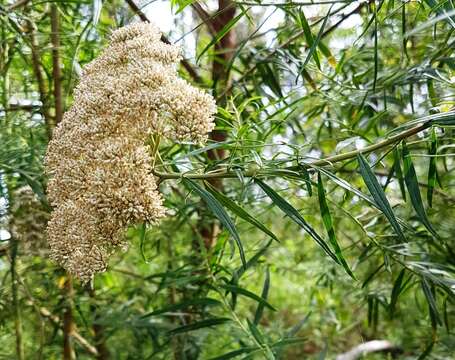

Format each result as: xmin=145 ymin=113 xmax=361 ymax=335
xmin=45 ymin=23 xmax=216 ymax=281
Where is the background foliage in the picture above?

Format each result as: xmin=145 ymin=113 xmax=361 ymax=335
xmin=0 ymin=0 xmax=455 ymax=359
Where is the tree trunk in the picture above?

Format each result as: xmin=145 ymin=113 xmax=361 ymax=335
xmin=199 ymin=0 xmax=236 ymax=250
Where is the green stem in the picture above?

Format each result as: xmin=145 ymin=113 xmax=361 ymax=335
xmin=154 ymin=122 xmax=430 ymax=181
xmin=11 ymin=238 xmax=24 ymax=360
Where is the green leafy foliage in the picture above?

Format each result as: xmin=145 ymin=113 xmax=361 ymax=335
xmin=0 ymin=0 xmax=454 ymax=359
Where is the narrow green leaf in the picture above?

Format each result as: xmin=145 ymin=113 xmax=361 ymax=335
xmin=142 ymin=298 xmax=222 ymax=318
xmin=233 ymin=240 xmax=273 ymax=283
xmin=427 ymin=80 xmax=438 ymax=107
xmin=254 ymin=179 xmax=339 ymax=264
xmin=197 ymin=8 xmax=248 ymax=63
xmin=271 ymin=337 xmax=307 ymax=349
xmin=317 ymin=341 xmax=328 ymax=360
xmin=427 ymin=129 xmax=438 ymax=208
xmin=393 ymin=148 xmax=407 ymax=201
xmin=318 ymin=167 xmax=376 ymax=207
xmin=443 ymin=296 xmax=451 ymax=332
xmin=417 ymin=340 xmax=435 ymax=360
xmin=389 ymin=268 xmax=406 ymax=316
xmin=286 ymin=313 xmax=311 ymax=338
xmin=205 ymin=183 xmax=279 ymax=242
xmin=317 ymin=41 xmax=336 ymax=68
xmin=357 ymin=154 xmax=405 ymax=241
xmin=421 ymin=279 xmax=442 ymax=326
xmin=254 ymin=267 xmax=270 ymax=325
xmin=168 ymin=317 xmax=231 ymax=335
xmin=173 ymin=0 xmax=194 ymax=14
xmin=298 ymin=5 xmax=333 ymax=79
xmin=209 ymin=347 xmax=256 ymax=360
xmin=317 ymin=173 xmax=355 ymax=279
xmin=401 ymin=142 xmax=439 ymax=238
xmin=257 ymin=62 xmax=283 ymax=98
xmin=299 ymin=166 xmax=312 ymax=196
xmin=221 ymin=284 xmax=276 ymax=311
xmin=298 ymin=9 xmax=320 ymax=69
xmin=139 ymin=223 xmax=148 ymax=263
xmin=362 ymin=263 xmax=385 ymax=288
xmin=247 ymin=319 xmax=265 ymax=345
xmin=428 ymin=110 xmax=455 ymax=127
xmin=184 ymin=178 xmax=246 ymax=267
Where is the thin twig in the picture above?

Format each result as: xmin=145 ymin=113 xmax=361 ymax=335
xmin=236 ymin=0 xmax=353 ymax=5
xmin=63 ymin=275 xmax=75 ymax=360
xmin=217 ymin=0 xmax=371 ymax=100
xmin=37 ymin=306 xmax=99 ymax=356
xmin=51 ymin=4 xmax=63 ymax=126
xmin=29 ymin=29 xmax=53 ymax=139
xmin=6 ymin=0 xmax=30 ymax=11
xmin=155 ymin=121 xmax=430 ymax=180
xmin=10 ymin=238 xmax=24 ymax=360
xmin=191 ymin=2 xmax=218 ymax=36
xmin=87 ymin=286 xmax=110 ymax=360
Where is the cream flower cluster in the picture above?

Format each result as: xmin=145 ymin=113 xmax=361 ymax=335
xmin=45 ymin=22 xmax=216 ymax=282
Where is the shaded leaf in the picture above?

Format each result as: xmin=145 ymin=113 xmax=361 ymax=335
xmin=257 ymin=62 xmax=283 ymax=98
xmin=402 ymin=142 xmax=439 ymax=237
xmin=247 ymin=319 xmax=265 ymax=345
xmin=393 ymin=147 xmax=407 ymax=201
xmin=221 ymin=284 xmax=276 ymax=311
xmin=168 ymin=317 xmax=231 ymax=335
xmin=184 ymin=178 xmax=246 ymax=267
xmin=142 ymin=298 xmax=222 ymax=318
xmin=254 ymin=267 xmax=270 ymax=325
xmin=317 ymin=172 xmax=355 ymax=279
xmin=205 ymin=182 xmax=279 ymax=242
xmin=389 ymin=268 xmax=406 ymax=316
xmin=421 ymin=279 xmax=442 ymax=327
xmin=362 ymin=263 xmax=385 ymax=288
xmin=233 ymin=240 xmax=273 ymax=283
xmin=254 ymin=179 xmax=339 ymax=264
xmin=209 ymin=347 xmax=256 ymax=360
xmin=318 ymin=167 xmax=376 ymax=207
xmin=299 ymin=165 xmax=312 ymax=196
xmin=357 ymin=154 xmax=405 ymax=241
xmin=427 ymin=129 xmax=438 ymax=208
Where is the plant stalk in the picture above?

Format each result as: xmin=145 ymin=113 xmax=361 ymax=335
xmin=155 ymin=122 xmax=430 ymax=180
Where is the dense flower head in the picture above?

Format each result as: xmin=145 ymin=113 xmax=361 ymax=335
xmin=45 ymin=22 xmax=216 ymax=282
